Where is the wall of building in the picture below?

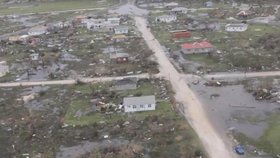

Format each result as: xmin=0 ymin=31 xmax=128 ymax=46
xmin=124 ymin=103 xmax=156 ymax=112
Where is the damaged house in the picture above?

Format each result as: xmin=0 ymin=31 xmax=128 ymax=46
xmin=110 ymin=78 xmax=137 ymax=91
xmin=155 ymin=15 xmax=177 ymax=23
xmin=111 ymin=34 xmax=127 ymax=42
xmin=83 ymin=17 xmax=121 ymax=31
xmin=28 ymin=25 xmax=48 ymax=36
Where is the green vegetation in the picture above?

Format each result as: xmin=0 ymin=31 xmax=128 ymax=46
xmin=133 ymin=101 xmax=177 ymax=120
xmin=0 ymin=20 xmax=23 ymax=35
xmin=205 ymin=24 xmax=280 ymax=50
xmin=64 ymin=100 xmax=176 ymax=126
xmin=234 ymin=113 xmax=280 ymax=157
xmin=261 ymin=114 xmax=280 ymax=155
xmin=117 ymin=81 xmax=155 ymax=97
xmin=64 ymin=81 xmax=159 ymax=126
xmin=186 ymin=54 xmax=217 ymax=65
xmin=65 ymin=99 xmax=120 ymax=125
xmin=0 ymin=81 xmax=205 ymax=157
xmin=0 ymin=73 xmax=15 ymax=82
xmin=149 ymin=10 xmax=280 ymax=71
xmin=0 ymin=0 xmax=118 ymax=15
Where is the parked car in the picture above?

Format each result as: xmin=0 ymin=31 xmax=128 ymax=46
xmin=235 ymin=145 xmax=245 ymax=155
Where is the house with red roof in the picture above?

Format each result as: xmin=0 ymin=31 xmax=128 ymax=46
xmin=181 ymin=41 xmax=215 ymax=54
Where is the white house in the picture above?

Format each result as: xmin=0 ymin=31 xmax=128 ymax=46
xmin=107 ymin=17 xmax=121 ymax=26
xmin=225 ymin=24 xmax=248 ymax=32
xmin=0 ymin=61 xmax=9 ymax=77
xmin=114 ymin=26 xmax=129 ymax=34
xmin=84 ymin=19 xmax=106 ymax=30
xmin=84 ymin=18 xmax=121 ymax=31
xmin=28 ymin=26 xmax=48 ymax=36
xmin=123 ymin=95 xmax=156 ymax=113
xmin=155 ymin=15 xmax=177 ymax=23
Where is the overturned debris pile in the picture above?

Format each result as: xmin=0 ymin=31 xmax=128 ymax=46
xmin=252 ymin=88 xmax=278 ymax=101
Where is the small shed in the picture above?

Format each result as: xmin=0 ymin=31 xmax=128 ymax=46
xmin=170 ymin=30 xmax=191 ymax=39
xmin=110 ymin=52 xmax=129 ymax=63
xmin=8 ymin=36 xmax=21 ymax=42
xmin=30 ymin=53 xmax=39 ymax=61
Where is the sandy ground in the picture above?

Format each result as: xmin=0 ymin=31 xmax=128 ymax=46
xmin=134 ymin=16 xmax=237 ymax=158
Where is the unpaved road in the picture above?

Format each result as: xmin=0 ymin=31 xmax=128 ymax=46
xmin=0 ymin=7 xmax=105 ymax=18
xmin=204 ymin=70 xmax=280 ymax=79
xmin=134 ymin=16 xmax=237 ymax=158
xmin=0 ymin=73 xmax=149 ymax=87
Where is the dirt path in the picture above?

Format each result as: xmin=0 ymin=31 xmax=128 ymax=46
xmin=204 ymin=70 xmax=280 ymax=79
xmin=0 ymin=7 xmax=106 ymax=18
xmin=0 ymin=73 xmax=150 ymax=87
xmin=134 ymin=16 xmax=237 ymax=158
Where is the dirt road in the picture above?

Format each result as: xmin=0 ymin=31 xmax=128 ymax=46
xmin=204 ymin=71 xmax=280 ymax=79
xmin=0 ymin=7 xmax=106 ymax=18
xmin=134 ymin=16 xmax=237 ymax=158
xmin=0 ymin=73 xmax=149 ymax=87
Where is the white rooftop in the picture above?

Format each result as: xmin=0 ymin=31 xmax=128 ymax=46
xmin=123 ymin=95 xmax=155 ymax=106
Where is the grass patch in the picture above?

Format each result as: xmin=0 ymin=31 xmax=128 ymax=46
xmin=234 ymin=113 xmax=280 ymax=157
xmin=0 ymin=0 xmax=118 ymax=15
xmin=149 ymin=13 xmax=280 ymax=71
xmin=117 ymin=81 xmax=155 ymax=97
xmin=260 ymin=114 xmax=280 ymax=155
xmin=182 ymin=54 xmax=230 ymax=71
xmin=133 ymin=101 xmax=176 ymax=120
xmin=0 ymin=73 xmax=15 ymax=82
xmin=73 ymin=84 xmax=92 ymax=94
xmin=185 ymin=54 xmax=217 ymax=65
xmin=64 ymin=100 xmax=175 ymax=126
xmin=64 ymin=99 xmax=124 ymax=126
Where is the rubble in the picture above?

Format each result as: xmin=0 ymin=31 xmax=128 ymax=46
xmin=253 ymin=88 xmax=274 ymax=100
xmin=204 ymin=80 xmax=224 ymax=87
